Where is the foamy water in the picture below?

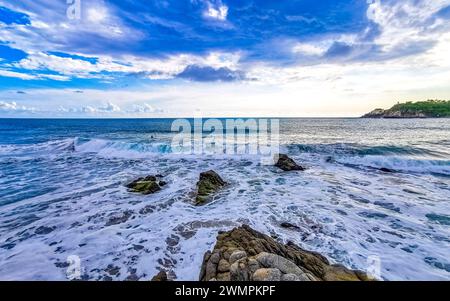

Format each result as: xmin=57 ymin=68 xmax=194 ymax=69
xmin=0 ymin=118 xmax=449 ymax=280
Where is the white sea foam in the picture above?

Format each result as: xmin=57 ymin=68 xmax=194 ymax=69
xmin=0 ymin=143 xmax=449 ymax=281
xmin=336 ymin=155 xmax=450 ymax=176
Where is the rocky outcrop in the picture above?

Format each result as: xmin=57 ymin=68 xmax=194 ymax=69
xmin=195 ymin=170 xmax=227 ymax=206
xmin=362 ymin=109 xmax=427 ymax=118
xmin=362 ymin=108 xmax=386 ymax=118
xmin=126 ymin=175 xmax=167 ymax=195
xmin=199 ymin=225 xmax=373 ymax=281
xmin=274 ymin=154 xmax=305 ymax=171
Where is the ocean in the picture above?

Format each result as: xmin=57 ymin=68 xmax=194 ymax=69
xmin=0 ymin=118 xmax=449 ymax=280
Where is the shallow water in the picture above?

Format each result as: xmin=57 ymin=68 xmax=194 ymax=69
xmin=0 ymin=118 xmax=449 ymax=280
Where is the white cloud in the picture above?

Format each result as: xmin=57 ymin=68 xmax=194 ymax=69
xmin=10 ymin=51 xmax=242 ymax=81
xmin=0 ymin=70 xmax=37 ymax=80
xmin=78 ymin=102 xmax=121 ymax=114
xmin=292 ymin=43 xmax=327 ymax=56
xmin=87 ymin=7 xmax=108 ymax=23
xmin=0 ymin=68 xmax=71 ymax=81
xmin=367 ymin=0 xmax=450 ymax=52
xmin=0 ymin=0 xmax=143 ymax=55
xmin=203 ymin=1 xmax=228 ymax=21
xmin=98 ymin=102 xmax=121 ymax=113
xmin=130 ymin=103 xmax=164 ymax=114
xmin=0 ymin=101 xmax=36 ymax=113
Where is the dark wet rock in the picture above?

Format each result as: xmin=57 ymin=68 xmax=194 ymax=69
xmin=424 ymin=257 xmax=450 ymax=273
xmin=426 ymin=213 xmax=450 ymax=226
xmin=54 ymin=261 xmax=70 ymax=268
xmin=1 ymin=243 xmax=16 ymax=250
xmin=125 ymin=273 xmax=140 ymax=281
xmin=199 ymin=225 xmax=373 ymax=281
xmin=151 ymin=270 xmax=169 ymax=281
xmin=358 ymin=212 xmax=388 ymax=219
xmin=325 ymin=156 xmax=335 ymax=163
xmin=133 ymin=244 xmax=145 ymax=251
xmin=166 ymin=235 xmax=180 ymax=247
xmin=195 ymin=170 xmax=227 ymax=205
xmin=280 ymin=222 xmax=301 ymax=230
xmin=105 ymin=211 xmax=133 ymax=226
xmin=126 ymin=175 xmax=166 ymax=195
xmin=274 ymin=154 xmax=305 ymax=171
xmin=35 ymin=226 xmax=56 ymax=235
xmin=374 ymin=201 xmax=401 ymax=213
xmin=105 ymin=265 xmax=120 ymax=276
xmin=139 ymin=205 xmax=156 ymax=215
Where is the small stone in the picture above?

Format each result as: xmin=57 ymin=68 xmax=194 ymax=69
xmin=216 ymin=272 xmax=231 ymax=281
xmin=252 ymin=268 xmax=282 ymax=281
xmin=247 ymin=258 xmax=261 ymax=275
xmin=209 ymin=252 xmax=221 ymax=264
xmin=218 ymin=259 xmax=230 ymax=273
xmin=230 ymin=259 xmax=250 ymax=281
xmin=229 ymin=250 xmax=247 ymax=264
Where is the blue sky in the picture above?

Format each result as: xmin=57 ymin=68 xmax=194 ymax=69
xmin=0 ymin=0 xmax=450 ymax=117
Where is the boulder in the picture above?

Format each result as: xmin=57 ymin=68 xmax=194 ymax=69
xmin=126 ymin=175 xmax=166 ymax=195
xmin=151 ymin=271 xmax=169 ymax=281
xmin=195 ymin=170 xmax=227 ymax=205
xmin=252 ymin=268 xmax=282 ymax=281
xmin=274 ymin=154 xmax=305 ymax=171
xmin=199 ymin=225 xmax=373 ymax=281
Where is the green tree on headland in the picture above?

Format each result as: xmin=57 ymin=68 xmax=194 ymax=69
xmin=363 ymin=100 xmax=450 ymax=118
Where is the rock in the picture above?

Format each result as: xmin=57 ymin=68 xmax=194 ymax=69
xmin=255 ymin=252 xmax=305 ymax=277
xmin=379 ymin=167 xmax=395 ymax=173
xmin=199 ymin=225 xmax=373 ymax=281
xmin=229 ymin=250 xmax=247 ymax=264
xmin=126 ymin=175 xmax=166 ymax=195
xmin=216 ymin=272 xmax=231 ymax=281
xmin=253 ymin=268 xmax=282 ymax=281
xmin=281 ymin=273 xmax=301 ymax=281
xmin=230 ymin=258 xmax=251 ymax=281
xmin=274 ymin=154 xmax=305 ymax=171
xmin=105 ymin=211 xmax=133 ymax=226
xmin=151 ymin=271 xmax=168 ymax=281
xmin=35 ymin=226 xmax=56 ymax=235
xmin=195 ymin=170 xmax=227 ymax=205
xmin=280 ymin=222 xmax=300 ymax=230
xmin=362 ymin=108 xmax=386 ymax=118
xmin=218 ymin=259 xmax=230 ymax=273
xmin=105 ymin=265 xmax=120 ymax=276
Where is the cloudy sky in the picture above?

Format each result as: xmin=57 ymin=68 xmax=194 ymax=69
xmin=0 ymin=0 xmax=449 ymax=117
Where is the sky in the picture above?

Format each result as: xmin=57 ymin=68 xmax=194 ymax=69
xmin=0 ymin=0 xmax=449 ymax=118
